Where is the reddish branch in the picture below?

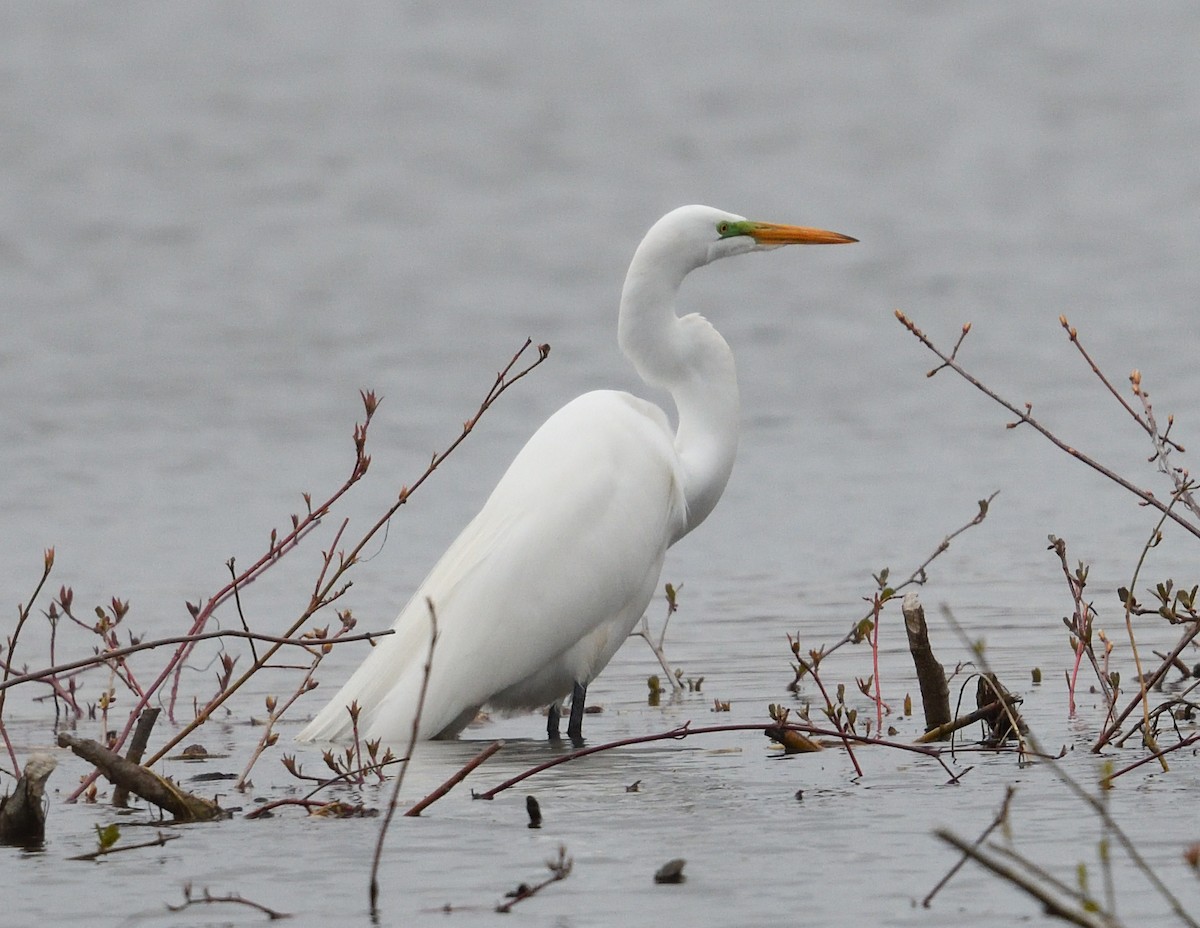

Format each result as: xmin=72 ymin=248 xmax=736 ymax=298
xmin=405 ymin=740 xmax=505 ymax=816
xmin=473 ymin=722 xmax=957 ymax=800
xmin=160 ymin=345 xmax=543 ymax=758
xmin=61 ymin=339 xmax=547 ymax=802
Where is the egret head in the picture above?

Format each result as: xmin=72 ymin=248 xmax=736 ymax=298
xmin=644 ymin=205 xmax=857 ymax=272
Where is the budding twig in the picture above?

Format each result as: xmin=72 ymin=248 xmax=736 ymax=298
xmin=895 ymin=310 xmax=1200 ymax=541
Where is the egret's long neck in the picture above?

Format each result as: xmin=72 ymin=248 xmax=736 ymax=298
xmin=618 ymin=241 xmax=740 ymax=543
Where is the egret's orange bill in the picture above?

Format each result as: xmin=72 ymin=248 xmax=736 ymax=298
xmin=747 ymin=223 xmax=857 ymax=245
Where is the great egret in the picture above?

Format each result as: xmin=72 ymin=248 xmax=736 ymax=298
xmin=297 ymin=205 xmax=856 ymax=746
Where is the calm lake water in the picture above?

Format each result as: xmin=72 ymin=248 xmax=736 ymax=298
xmin=2 ymin=3 xmax=1199 ymax=926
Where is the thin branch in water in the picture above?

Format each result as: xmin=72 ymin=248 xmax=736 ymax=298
xmin=69 ymin=830 xmax=180 ymax=862
xmin=0 ymin=548 xmax=55 ymax=772
xmin=137 ymin=339 xmax=548 ymax=777
xmin=167 ymin=883 xmax=291 ymax=921
xmin=933 ymin=830 xmax=1116 ymax=928
xmin=937 ymin=604 xmax=1198 ymax=928
xmin=791 ymin=492 xmax=997 ymax=681
xmin=631 ymin=582 xmax=684 ymax=691
xmin=803 ymin=663 xmax=865 ymax=777
xmin=369 ymin=599 xmax=438 ymax=918
xmin=405 ymin=740 xmax=505 ymax=817
xmin=1104 ymin=732 xmax=1200 ymax=784
xmin=923 ymin=785 xmax=1015 ymax=907
xmin=1114 ymin=504 xmax=1176 ymax=766
xmin=495 ymin=845 xmax=573 ymax=913
xmin=1091 ymin=486 xmax=1200 ymax=757
xmin=474 ymin=721 xmax=956 ymax=801
xmin=1046 ymin=535 xmax=1115 ymax=719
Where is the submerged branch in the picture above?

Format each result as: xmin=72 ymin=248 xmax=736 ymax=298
xmin=474 ymin=722 xmax=956 ymax=800
xmin=57 ymin=733 xmax=224 ymax=822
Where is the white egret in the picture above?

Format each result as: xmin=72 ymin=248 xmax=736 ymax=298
xmin=297 ymin=205 xmax=856 ymax=745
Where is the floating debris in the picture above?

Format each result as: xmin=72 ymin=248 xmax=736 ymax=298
xmin=654 ymin=858 xmax=687 ymax=884
xmin=57 ymin=732 xmax=225 ymax=822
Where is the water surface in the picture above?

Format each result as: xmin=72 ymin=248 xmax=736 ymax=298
xmin=2 ymin=3 xmax=1199 ymax=925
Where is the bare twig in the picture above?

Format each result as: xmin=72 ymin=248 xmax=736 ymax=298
xmin=0 ymin=628 xmax=392 ymax=694
xmin=923 ymin=785 xmax=1014 ymax=906
xmin=474 ymin=722 xmax=957 ymax=800
xmin=1130 ymin=372 xmax=1199 ymax=521
xmin=790 ymin=493 xmax=997 ymax=681
xmin=895 ymin=311 xmax=1200 ymax=541
xmin=57 ymin=732 xmax=224 ymax=822
xmin=495 ymin=845 xmax=573 ymax=913
xmin=227 ymin=556 xmax=259 ymax=664
xmin=140 ymin=340 xmax=547 ymax=776
xmin=113 ymin=708 xmax=160 ymax=808
xmin=369 ymin=600 xmax=438 ymax=917
xmin=631 ymin=583 xmax=685 ymax=691
xmin=938 ymin=606 xmax=1198 ymax=928
xmin=0 ymin=548 xmax=55 ymax=772
xmin=167 ymin=883 xmax=291 ymax=920
xmin=1061 ymin=316 xmax=1197 ymax=520
xmin=405 ymin=740 xmax=505 ymax=817
xmin=934 ymin=830 xmax=1117 ymax=928
xmin=1060 ymin=316 xmax=1157 ymax=438
xmin=69 ymin=830 xmax=180 ymax=861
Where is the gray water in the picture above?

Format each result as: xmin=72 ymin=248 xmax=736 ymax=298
xmin=2 ymin=3 xmax=1199 ymax=925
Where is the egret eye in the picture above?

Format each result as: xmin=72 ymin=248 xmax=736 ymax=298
xmin=716 ymin=221 xmax=732 ymax=236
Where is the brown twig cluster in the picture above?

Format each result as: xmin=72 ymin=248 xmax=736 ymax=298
xmin=5 ymin=302 xmax=1197 ymax=928
xmin=784 ymin=494 xmax=999 ymax=767
xmin=0 ymin=340 xmax=549 ymax=916
xmin=897 ymin=310 xmax=1200 ymax=928
xmin=896 ymin=311 xmax=1200 ymax=767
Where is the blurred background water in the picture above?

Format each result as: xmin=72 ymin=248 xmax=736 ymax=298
xmin=1 ymin=3 xmax=1199 ymax=926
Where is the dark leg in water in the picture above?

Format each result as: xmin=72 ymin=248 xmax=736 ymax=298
xmin=566 ymin=681 xmax=587 ymax=743
xmin=547 ymin=701 xmax=561 ymax=740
